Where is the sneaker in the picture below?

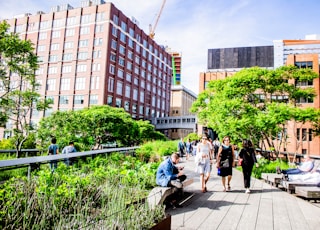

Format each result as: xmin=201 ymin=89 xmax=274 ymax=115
xmin=170 ymin=180 xmax=183 ymax=189
xmin=245 ymin=188 xmax=250 ymax=194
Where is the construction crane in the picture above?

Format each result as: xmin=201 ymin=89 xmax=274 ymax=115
xmin=149 ymin=0 xmax=166 ymax=39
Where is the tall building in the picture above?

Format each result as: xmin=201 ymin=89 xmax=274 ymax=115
xmin=1 ymin=0 xmax=172 ymax=138
xmin=170 ymin=51 xmax=182 ymax=85
xmin=273 ymin=36 xmax=320 ymax=155
xmin=199 ymin=41 xmax=320 ymax=156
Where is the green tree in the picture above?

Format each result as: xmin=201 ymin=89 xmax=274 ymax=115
xmin=0 ymin=21 xmax=52 ymax=157
xmin=191 ymin=66 xmax=320 ymax=156
xmin=37 ymin=105 xmax=166 ymax=150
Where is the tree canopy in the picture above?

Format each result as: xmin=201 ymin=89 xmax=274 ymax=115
xmin=0 ymin=21 xmax=52 ymax=156
xmin=191 ymin=66 xmax=320 ymax=152
xmin=36 ymin=105 xmax=166 ymax=150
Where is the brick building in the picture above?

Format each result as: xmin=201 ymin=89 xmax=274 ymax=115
xmin=1 ymin=0 xmax=172 ymax=138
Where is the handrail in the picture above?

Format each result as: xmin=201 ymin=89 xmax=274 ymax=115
xmin=0 ymin=146 xmax=139 ymax=179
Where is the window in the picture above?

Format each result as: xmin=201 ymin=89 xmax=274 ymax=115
xmin=140 ymin=91 xmax=144 ymax=103
xmin=107 ymin=96 xmax=113 ymax=106
xmin=80 ymin=26 xmax=90 ymax=35
xmin=62 ymin=65 xmax=72 ymax=73
xmin=118 ymin=57 xmax=125 ymax=66
xmin=95 ymin=24 xmax=104 ymax=33
xmin=63 ymin=53 xmax=73 ymax=61
xmin=48 ymin=66 xmax=58 ymax=74
xmin=96 ymin=12 xmax=105 ymax=22
xmin=115 ymin=98 xmax=122 ymax=108
xmin=75 ymin=77 xmax=86 ymax=90
xmin=89 ymin=95 xmax=98 ymax=105
xmin=117 ymin=69 xmax=124 ymax=78
xmin=81 ymin=14 xmax=92 ymax=24
xmin=36 ymin=68 xmax=44 ymax=75
xmin=116 ymin=81 xmax=123 ymax=95
xmin=297 ymin=128 xmax=300 ymax=141
xmin=295 ymin=61 xmax=313 ymax=69
xmin=124 ymin=101 xmax=130 ymax=111
xmin=92 ymin=63 xmax=101 ymax=72
xmin=112 ymin=25 xmax=117 ymax=37
xmin=67 ymin=17 xmax=77 ymax=26
xmin=79 ymin=39 xmax=89 ymax=47
xmin=50 ymin=43 xmax=60 ymax=51
xmin=59 ymin=95 xmax=69 ymax=104
xmin=65 ymin=28 xmax=75 ymax=37
xmin=94 ymin=38 xmax=103 ymax=46
xmin=120 ymin=32 xmax=126 ymax=43
xmin=108 ymin=77 xmax=114 ymax=92
xmin=64 ymin=41 xmax=73 ymax=49
xmin=133 ymin=88 xmax=138 ymax=100
xmin=90 ymin=76 xmax=100 ymax=90
xmin=77 ymin=64 xmax=87 ymax=73
xmin=78 ymin=52 xmax=88 ymax=60
xmin=46 ymin=79 xmax=56 ymax=91
xmin=37 ymin=45 xmax=46 ymax=52
xmin=74 ymin=95 xmax=84 ymax=104
xmin=297 ymin=97 xmax=313 ymax=103
xmin=60 ymin=78 xmax=70 ymax=91
xmin=309 ymin=129 xmax=313 ymax=141
xmin=49 ymin=55 xmax=58 ymax=62
xmin=126 ymin=73 xmax=131 ymax=82
xmin=51 ymin=30 xmax=60 ymax=38
xmin=125 ymin=85 xmax=131 ymax=98
xmin=93 ymin=50 xmax=101 ymax=59
xmin=302 ymin=128 xmax=307 ymax=141
xmin=110 ymin=53 xmax=116 ymax=62
xmin=111 ymin=39 xmax=117 ymax=50
xmin=53 ymin=19 xmax=64 ymax=28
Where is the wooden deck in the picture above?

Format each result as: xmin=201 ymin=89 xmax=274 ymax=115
xmin=168 ymin=156 xmax=320 ymax=230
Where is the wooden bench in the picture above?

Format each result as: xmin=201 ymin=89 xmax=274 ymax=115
xmin=147 ymin=178 xmax=194 ymax=209
xmin=282 ymin=180 xmax=318 ymax=194
xmin=295 ymin=186 xmax=320 ymax=201
xmin=261 ymin=173 xmax=283 ymax=187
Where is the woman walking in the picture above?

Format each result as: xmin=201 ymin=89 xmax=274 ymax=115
xmin=216 ymin=136 xmax=235 ymax=192
xmin=239 ymin=140 xmax=258 ymax=193
xmin=195 ymin=135 xmax=213 ymax=193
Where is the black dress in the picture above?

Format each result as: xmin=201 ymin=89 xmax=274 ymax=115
xmin=219 ymin=145 xmax=233 ymax=177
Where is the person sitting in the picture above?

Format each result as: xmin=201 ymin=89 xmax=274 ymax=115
xmin=156 ymin=153 xmax=186 ymax=189
xmin=276 ymin=155 xmax=314 ymax=177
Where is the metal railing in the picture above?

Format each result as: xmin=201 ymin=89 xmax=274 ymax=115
xmin=0 ymin=146 xmax=139 ymax=179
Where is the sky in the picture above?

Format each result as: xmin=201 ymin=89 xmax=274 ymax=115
xmin=1 ymin=0 xmax=320 ymax=94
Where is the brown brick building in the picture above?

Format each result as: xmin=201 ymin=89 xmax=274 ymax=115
xmin=1 ymin=1 xmax=173 ymax=138
xmin=200 ymin=41 xmax=320 ymax=156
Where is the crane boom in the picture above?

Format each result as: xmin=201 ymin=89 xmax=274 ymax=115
xmin=149 ymin=0 xmax=166 ymax=39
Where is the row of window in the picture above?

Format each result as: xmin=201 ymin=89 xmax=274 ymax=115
xmin=37 ymin=38 xmax=103 ymax=53
xmin=42 ymin=76 xmax=100 ymax=91
xmin=107 ymin=95 xmax=164 ymax=118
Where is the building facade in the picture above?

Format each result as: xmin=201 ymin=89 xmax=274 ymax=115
xmin=199 ymin=41 xmax=320 ymax=156
xmin=1 ymin=0 xmax=172 ymax=138
xmin=152 ymin=85 xmax=197 ymax=140
xmin=273 ymin=38 xmax=320 ymax=155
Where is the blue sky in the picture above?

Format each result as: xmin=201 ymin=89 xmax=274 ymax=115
xmin=1 ymin=0 xmax=320 ymax=94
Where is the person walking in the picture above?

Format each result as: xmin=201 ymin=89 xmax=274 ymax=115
xmin=216 ymin=136 xmax=235 ymax=192
xmin=48 ymin=137 xmax=59 ymax=172
xmin=195 ymin=135 xmax=213 ymax=193
xmin=239 ymin=139 xmax=259 ymax=193
xmin=212 ymin=138 xmax=220 ymax=160
xmin=185 ymin=138 xmax=192 ymax=160
xmin=62 ymin=141 xmax=77 ymax=166
xmin=178 ymin=138 xmax=185 ymax=158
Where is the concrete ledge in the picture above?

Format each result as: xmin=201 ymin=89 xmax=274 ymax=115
xmin=295 ymin=186 xmax=320 ymax=199
xmin=261 ymin=173 xmax=283 ymax=187
xmin=147 ymin=178 xmax=194 ymax=209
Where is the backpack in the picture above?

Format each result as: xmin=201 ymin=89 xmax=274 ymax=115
xmin=48 ymin=145 xmax=54 ymax=155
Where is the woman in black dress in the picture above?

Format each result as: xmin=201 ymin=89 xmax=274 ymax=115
xmin=216 ymin=136 xmax=235 ymax=192
xmin=239 ymin=139 xmax=258 ymax=193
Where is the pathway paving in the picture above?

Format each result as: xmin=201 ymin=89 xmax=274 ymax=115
xmin=167 ymin=156 xmax=320 ymax=230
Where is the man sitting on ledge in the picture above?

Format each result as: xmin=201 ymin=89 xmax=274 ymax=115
xmin=156 ymin=153 xmax=186 ymax=189
xmin=277 ymin=155 xmax=314 ymax=179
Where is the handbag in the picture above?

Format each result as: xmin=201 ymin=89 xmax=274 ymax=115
xmin=238 ymin=158 xmax=243 ymax=166
xmin=220 ymin=159 xmax=229 ymax=168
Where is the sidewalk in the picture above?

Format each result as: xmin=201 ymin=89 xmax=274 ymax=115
xmin=167 ymin=155 xmax=320 ymax=230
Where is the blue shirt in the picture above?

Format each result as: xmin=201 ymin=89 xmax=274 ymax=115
xmin=156 ymin=157 xmax=178 ymax=187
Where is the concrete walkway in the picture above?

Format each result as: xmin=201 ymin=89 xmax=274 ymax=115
xmin=167 ymin=156 xmax=320 ymax=230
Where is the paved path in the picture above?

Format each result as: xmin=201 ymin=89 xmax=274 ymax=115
xmin=168 ymin=156 xmax=320 ymax=230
